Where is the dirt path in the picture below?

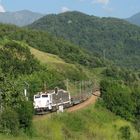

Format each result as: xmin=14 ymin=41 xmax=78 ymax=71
xmin=33 ymin=91 xmax=100 ymax=121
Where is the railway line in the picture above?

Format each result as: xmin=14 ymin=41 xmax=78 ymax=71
xmin=34 ymin=91 xmax=100 ymax=121
xmin=67 ymin=91 xmax=100 ymax=112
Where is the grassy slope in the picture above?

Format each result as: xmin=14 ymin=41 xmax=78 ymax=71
xmin=30 ymin=47 xmax=66 ymax=65
xmin=0 ymin=104 xmax=139 ymax=140
xmin=33 ymin=104 xmax=139 ymax=140
xmin=30 ymin=46 xmax=101 ymax=80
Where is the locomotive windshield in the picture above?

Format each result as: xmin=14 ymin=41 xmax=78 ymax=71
xmin=35 ymin=95 xmax=40 ymax=99
xmin=42 ymin=95 xmax=48 ymax=98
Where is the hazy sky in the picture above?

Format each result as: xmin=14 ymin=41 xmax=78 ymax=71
xmin=0 ymin=0 xmax=140 ymax=18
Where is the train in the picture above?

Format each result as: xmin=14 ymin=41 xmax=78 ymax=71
xmin=33 ymin=87 xmax=92 ymax=114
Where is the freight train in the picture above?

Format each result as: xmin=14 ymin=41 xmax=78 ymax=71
xmin=33 ymin=87 xmax=91 ymax=114
xmin=34 ymin=88 xmax=71 ymax=113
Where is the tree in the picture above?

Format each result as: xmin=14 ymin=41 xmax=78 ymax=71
xmin=17 ymin=101 xmax=33 ymax=131
xmin=100 ymin=80 xmax=135 ymax=120
xmin=0 ymin=41 xmax=40 ymax=77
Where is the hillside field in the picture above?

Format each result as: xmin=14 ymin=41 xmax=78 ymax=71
xmin=0 ymin=103 xmax=139 ymax=140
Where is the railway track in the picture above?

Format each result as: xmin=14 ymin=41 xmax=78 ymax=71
xmin=67 ymin=91 xmax=100 ymax=112
xmin=33 ymin=91 xmax=100 ymax=121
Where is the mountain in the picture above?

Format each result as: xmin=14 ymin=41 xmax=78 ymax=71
xmin=126 ymin=12 xmax=140 ymax=26
xmin=0 ymin=10 xmax=43 ymax=26
xmin=28 ymin=11 xmax=140 ymax=69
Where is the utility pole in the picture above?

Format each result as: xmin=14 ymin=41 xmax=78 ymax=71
xmin=66 ymin=79 xmax=69 ymax=92
xmin=103 ymin=49 xmax=106 ymax=60
xmin=24 ymin=81 xmax=29 ymax=101
xmin=79 ymin=81 xmax=82 ymax=101
xmin=0 ymin=90 xmax=2 ymax=113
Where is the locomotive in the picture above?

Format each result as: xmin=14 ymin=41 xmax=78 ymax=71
xmin=33 ymin=88 xmax=71 ymax=113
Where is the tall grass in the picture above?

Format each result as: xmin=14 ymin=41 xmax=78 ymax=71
xmin=3 ymin=103 xmax=137 ymax=140
xmin=0 ymin=103 xmax=139 ymax=140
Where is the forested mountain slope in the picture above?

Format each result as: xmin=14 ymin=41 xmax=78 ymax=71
xmin=28 ymin=11 xmax=140 ymax=69
xmin=0 ymin=23 xmax=107 ymax=68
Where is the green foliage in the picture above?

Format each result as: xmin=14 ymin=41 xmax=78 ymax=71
xmin=102 ymin=66 xmax=139 ymax=86
xmin=28 ymin=11 xmax=140 ymax=69
xmin=100 ymin=80 xmax=135 ymax=120
xmin=0 ymin=74 xmax=33 ymax=135
xmin=17 ymin=101 xmax=33 ymax=131
xmin=132 ymin=88 xmax=140 ymax=117
xmin=0 ymin=107 xmax=19 ymax=135
xmin=119 ymin=126 xmax=131 ymax=140
xmin=100 ymin=75 xmax=140 ymax=128
xmin=0 ymin=23 xmax=106 ymax=68
xmin=134 ymin=116 xmax=140 ymax=132
xmin=0 ymin=41 xmax=40 ymax=76
xmin=0 ymin=74 xmax=25 ymax=108
xmin=22 ymin=69 xmax=66 ymax=99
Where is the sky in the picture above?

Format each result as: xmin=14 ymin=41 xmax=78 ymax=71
xmin=0 ymin=0 xmax=140 ymax=18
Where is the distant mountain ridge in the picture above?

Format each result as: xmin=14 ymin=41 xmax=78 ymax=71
xmin=0 ymin=10 xmax=44 ymax=26
xmin=126 ymin=12 xmax=140 ymax=26
xmin=28 ymin=11 xmax=140 ymax=69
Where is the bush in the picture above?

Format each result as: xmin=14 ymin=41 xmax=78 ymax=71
xmin=0 ymin=107 xmax=19 ymax=135
xmin=100 ymin=80 xmax=135 ymax=120
xmin=134 ymin=116 xmax=140 ymax=132
xmin=119 ymin=126 xmax=131 ymax=140
xmin=17 ymin=101 xmax=33 ymax=132
xmin=0 ymin=41 xmax=40 ymax=77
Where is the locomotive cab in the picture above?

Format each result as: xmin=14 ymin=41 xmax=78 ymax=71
xmin=34 ymin=92 xmax=52 ymax=111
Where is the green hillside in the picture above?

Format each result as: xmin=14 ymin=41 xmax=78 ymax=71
xmin=0 ymin=23 xmax=107 ymax=68
xmin=0 ymin=21 xmax=139 ymax=140
xmin=30 ymin=46 xmax=98 ymax=80
xmin=28 ymin=11 xmax=140 ymax=69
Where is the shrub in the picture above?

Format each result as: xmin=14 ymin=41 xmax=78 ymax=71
xmin=134 ymin=116 xmax=140 ymax=132
xmin=17 ymin=101 xmax=33 ymax=132
xmin=0 ymin=107 xmax=19 ymax=135
xmin=0 ymin=41 xmax=40 ymax=77
xmin=119 ymin=126 xmax=131 ymax=140
xmin=100 ymin=80 xmax=135 ymax=120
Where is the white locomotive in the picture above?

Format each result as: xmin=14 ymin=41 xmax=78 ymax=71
xmin=33 ymin=88 xmax=71 ymax=113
